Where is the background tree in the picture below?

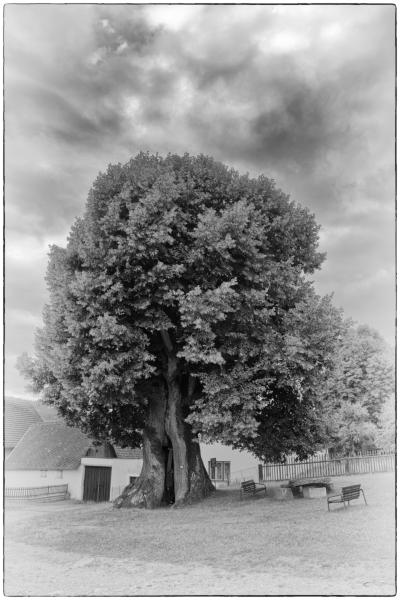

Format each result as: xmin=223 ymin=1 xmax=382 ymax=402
xmin=17 ymin=152 xmax=343 ymax=508
xmin=321 ymin=324 xmax=395 ymax=454
xmin=374 ymin=394 xmax=395 ymax=452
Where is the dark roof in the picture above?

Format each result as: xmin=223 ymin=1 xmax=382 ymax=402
xmin=5 ymin=423 xmax=92 ymax=470
xmin=5 ymin=397 xmax=43 ymax=448
xmin=5 ymin=421 xmax=143 ymax=470
xmin=114 ymin=446 xmax=143 ymax=460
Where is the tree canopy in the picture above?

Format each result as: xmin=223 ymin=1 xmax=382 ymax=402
xmin=320 ymin=325 xmax=395 ymax=454
xmin=18 ymin=152 xmax=347 ymax=506
xmin=375 ymin=394 xmax=395 ymax=452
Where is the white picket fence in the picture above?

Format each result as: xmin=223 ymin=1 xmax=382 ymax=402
xmin=260 ymin=451 xmax=395 ymax=482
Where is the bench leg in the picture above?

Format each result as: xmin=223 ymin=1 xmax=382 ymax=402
xmin=361 ymin=490 xmax=367 ymax=506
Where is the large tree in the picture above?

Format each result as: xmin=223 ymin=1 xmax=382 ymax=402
xmin=17 ymin=152 xmax=344 ymax=508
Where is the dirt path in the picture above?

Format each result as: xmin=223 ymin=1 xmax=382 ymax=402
xmin=5 ymin=538 xmax=394 ymax=596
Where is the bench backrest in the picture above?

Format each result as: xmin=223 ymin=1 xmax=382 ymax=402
xmin=241 ymin=480 xmax=256 ymax=492
xmin=342 ymin=484 xmax=361 ymax=501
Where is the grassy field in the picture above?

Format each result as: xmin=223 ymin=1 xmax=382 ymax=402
xmin=5 ymin=472 xmax=395 ymax=595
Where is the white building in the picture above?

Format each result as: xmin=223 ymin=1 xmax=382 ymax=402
xmin=5 ymin=397 xmax=261 ymax=498
xmin=200 ymin=442 xmax=260 ymax=486
xmin=5 ymin=422 xmax=142 ymax=501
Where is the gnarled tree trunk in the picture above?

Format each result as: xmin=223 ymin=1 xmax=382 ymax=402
xmin=164 ymin=377 xmax=215 ymax=507
xmin=113 ymin=390 xmax=167 ymax=509
xmin=114 ymin=370 xmax=215 ymax=509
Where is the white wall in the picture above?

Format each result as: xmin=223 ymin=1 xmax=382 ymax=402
xmin=200 ymin=442 xmax=260 ymax=482
xmin=5 ymin=467 xmax=84 ymax=499
xmin=6 ymin=459 xmax=143 ymax=501
xmin=65 ymin=466 xmax=84 ymax=499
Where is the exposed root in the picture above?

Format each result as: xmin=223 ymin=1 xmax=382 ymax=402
xmin=113 ymin=478 xmax=162 ymax=510
xmin=170 ymin=474 xmax=216 ymax=509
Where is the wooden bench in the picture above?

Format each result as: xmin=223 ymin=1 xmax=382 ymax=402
xmin=240 ymin=479 xmax=267 ymax=500
xmin=327 ymin=484 xmax=367 ymax=511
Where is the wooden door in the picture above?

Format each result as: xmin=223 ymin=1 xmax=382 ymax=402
xmin=83 ymin=466 xmax=112 ymax=502
xmin=162 ymin=447 xmax=174 ymax=504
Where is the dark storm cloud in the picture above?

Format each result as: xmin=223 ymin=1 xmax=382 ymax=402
xmin=178 ymin=12 xmax=393 ymax=182
xmin=6 ymin=157 xmax=93 ymax=238
xmin=164 ymin=5 xmax=394 ymax=195
xmin=5 ymin=4 xmax=395 ymax=396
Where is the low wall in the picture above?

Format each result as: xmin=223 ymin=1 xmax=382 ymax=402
xmin=5 ymin=467 xmax=84 ymax=499
xmin=6 ymin=459 xmax=144 ymax=502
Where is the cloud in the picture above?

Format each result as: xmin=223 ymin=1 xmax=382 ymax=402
xmin=5 ymin=4 xmax=395 ymax=395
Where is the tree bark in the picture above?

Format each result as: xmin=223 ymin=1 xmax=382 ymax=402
xmin=113 ymin=390 xmax=167 ymax=509
xmin=113 ymin=373 xmax=215 ymax=509
xmin=165 ymin=377 xmax=215 ymax=508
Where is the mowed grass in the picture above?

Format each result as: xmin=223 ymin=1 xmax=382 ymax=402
xmin=6 ymin=473 xmax=395 ymax=583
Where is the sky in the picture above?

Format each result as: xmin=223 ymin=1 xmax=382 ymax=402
xmin=5 ymin=4 xmax=395 ymax=399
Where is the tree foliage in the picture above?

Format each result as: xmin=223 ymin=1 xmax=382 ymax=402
xmin=375 ymin=394 xmax=395 ymax=452
xmin=321 ymin=325 xmax=395 ymax=454
xmin=17 ymin=152 xmax=345 ymax=467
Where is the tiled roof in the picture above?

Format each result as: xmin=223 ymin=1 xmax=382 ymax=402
xmin=5 ymin=420 xmax=143 ymax=470
xmin=34 ymin=403 xmax=63 ymax=422
xmin=5 ymin=397 xmax=43 ymax=448
xmin=114 ymin=446 xmax=143 ymax=459
xmin=5 ymin=423 xmax=92 ymax=470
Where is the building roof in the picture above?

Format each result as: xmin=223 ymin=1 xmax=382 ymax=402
xmin=5 ymin=397 xmax=43 ymax=448
xmin=34 ymin=403 xmax=63 ymax=422
xmin=5 ymin=423 xmax=92 ymax=470
xmin=5 ymin=420 xmax=143 ymax=470
xmin=114 ymin=446 xmax=143 ymax=460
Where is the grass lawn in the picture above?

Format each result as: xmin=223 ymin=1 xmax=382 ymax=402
xmin=5 ymin=472 xmax=395 ymax=595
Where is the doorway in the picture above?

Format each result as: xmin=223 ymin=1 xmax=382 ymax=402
xmin=162 ymin=445 xmax=175 ymax=505
xmin=83 ymin=466 xmax=112 ymax=502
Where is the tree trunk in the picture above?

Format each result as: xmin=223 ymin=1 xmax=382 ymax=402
xmin=113 ymin=390 xmax=167 ymax=509
xmin=114 ymin=374 xmax=215 ymax=510
xmin=165 ymin=377 xmax=215 ymax=508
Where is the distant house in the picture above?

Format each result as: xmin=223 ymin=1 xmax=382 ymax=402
xmin=5 ymin=398 xmax=260 ymax=497
xmin=5 ymin=422 xmax=143 ymax=501
xmin=5 ymin=398 xmax=143 ymax=501
xmin=200 ymin=442 xmax=260 ymax=486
